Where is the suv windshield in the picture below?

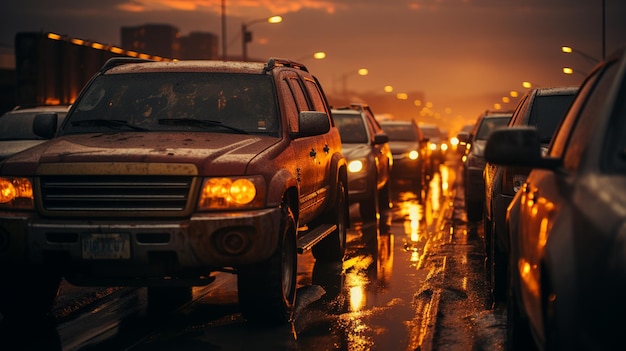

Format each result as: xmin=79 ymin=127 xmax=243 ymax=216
xmin=63 ymin=72 xmax=279 ymax=136
xmin=333 ymin=112 xmax=368 ymax=143
xmin=380 ymin=123 xmax=417 ymax=141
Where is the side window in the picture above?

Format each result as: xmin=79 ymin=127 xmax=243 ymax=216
xmin=510 ymin=95 xmax=529 ymax=126
xmin=303 ymin=78 xmax=328 ymax=113
xmin=550 ymin=71 xmax=601 ymax=157
xmin=284 ymin=77 xmax=309 ymax=133
xmin=280 ymin=79 xmax=299 ymax=134
xmin=561 ymin=61 xmax=619 ymax=171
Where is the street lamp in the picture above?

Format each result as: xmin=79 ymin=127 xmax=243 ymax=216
xmin=562 ymin=67 xmax=587 ymax=77
xmin=242 ymin=15 xmax=282 ymax=61
xmin=561 ymin=46 xmax=600 ymax=65
xmin=295 ymin=51 xmax=327 ymax=62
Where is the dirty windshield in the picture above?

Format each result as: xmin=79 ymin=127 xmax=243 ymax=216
xmin=63 ymin=72 xmax=279 ymax=136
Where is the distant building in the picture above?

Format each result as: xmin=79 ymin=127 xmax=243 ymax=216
xmin=120 ymin=24 xmax=218 ymax=60
xmin=179 ymin=32 xmax=219 ymax=60
xmin=121 ymin=24 xmax=180 ymax=59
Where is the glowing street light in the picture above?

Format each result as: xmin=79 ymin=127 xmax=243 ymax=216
xmin=561 ymin=45 xmax=600 ymax=65
xmin=295 ymin=51 xmax=326 ymax=62
xmin=242 ymin=15 xmax=282 ymax=61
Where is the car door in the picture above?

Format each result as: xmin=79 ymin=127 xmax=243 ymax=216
xmin=301 ymin=75 xmax=336 ymax=207
xmin=280 ymin=73 xmax=320 ymax=215
xmin=515 ymin=60 xmax=613 ymax=340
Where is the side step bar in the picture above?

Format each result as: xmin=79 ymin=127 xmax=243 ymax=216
xmin=296 ymin=223 xmax=337 ymax=254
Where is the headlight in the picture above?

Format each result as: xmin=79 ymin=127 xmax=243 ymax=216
xmin=0 ymin=177 xmax=34 ymax=210
xmin=197 ymin=176 xmax=265 ymax=210
xmin=408 ymin=150 xmax=419 ymax=160
xmin=429 ymin=143 xmax=437 ymax=151
xmin=348 ymin=159 xmax=365 ymax=173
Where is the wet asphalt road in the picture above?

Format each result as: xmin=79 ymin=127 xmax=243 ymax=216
xmin=0 ymin=158 xmax=507 ymax=351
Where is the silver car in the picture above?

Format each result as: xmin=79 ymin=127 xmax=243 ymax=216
xmin=0 ymin=105 xmax=69 ymax=161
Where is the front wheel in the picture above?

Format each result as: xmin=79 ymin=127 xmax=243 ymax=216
xmin=237 ymin=202 xmax=297 ymax=325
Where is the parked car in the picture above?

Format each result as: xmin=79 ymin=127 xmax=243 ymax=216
xmin=0 ymin=57 xmax=349 ymax=325
xmin=483 ymin=86 xmax=578 ymax=303
xmin=0 ymin=105 xmax=70 ymax=161
xmin=485 ymin=48 xmax=626 ymax=350
xmin=380 ymin=119 xmax=430 ymax=195
xmin=332 ymin=103 xmax=392 ymax=222
xmin=455 ymin=123 xmax=475 ymax=159
xmin=459 ymin=110 xmax=513 ymax=221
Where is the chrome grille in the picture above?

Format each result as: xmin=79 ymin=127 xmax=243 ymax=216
xmin=39 ymin=175 xmax=194 ymax=212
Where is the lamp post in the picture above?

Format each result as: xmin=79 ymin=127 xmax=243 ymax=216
xmin=241 ymin=15 xmax=282 ymax=61
xmin=295 ymin=51 xmax=327 ymax=62
xmin=561 ymin=46 xmax=600 ymax=65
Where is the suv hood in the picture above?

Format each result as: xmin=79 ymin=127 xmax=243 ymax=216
xmin=0 ymin=132 xmax=279 ymax=175
xmin=340 ymin=143 xmax=371 ymax=159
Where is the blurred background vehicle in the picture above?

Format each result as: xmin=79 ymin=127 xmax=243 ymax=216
xmin=459 ymin=110 xmax=513 ymax=222
xmin=485 ymin=48 xmax=626 ymax=350
xmin=483 ymin=86 xmax=578 ymax=303
xmin=419 ymin=123 xmax=447 ymax=178
xmin=0 ymin=105 xmax=70 ymax=161
xmin=332 ymin=103 xmax=392 ymax=222
xmin=379 ymin=119 xmax=430 ymax=197
xmin=455 ymin=123 xmax=476 ymax=159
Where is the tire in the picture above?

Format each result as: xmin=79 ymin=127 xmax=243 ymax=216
xmin=360 ymin=178 xmax=379 ymax=223
xmin=378 ymin=181 xmax=391 ymax=213
xmin=491 ymin=219 xmax=508 ymax=304
xmin=313 ymin=179 xmax=348 ymax=262
xmin=506 ymin=262 xmax=538 ymax=351
xmin=237 ymin=201 xmax=297 ymax=325
xmin=0 ymin=266 xmax=61 ymax=318
xmin=483 ymin=212 xmax=493 ymax=279
xmin=466 ymin=200 xmax=483 ymax=222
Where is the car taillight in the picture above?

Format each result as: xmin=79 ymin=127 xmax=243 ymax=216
xmin=501 ymin=167 xmax=530 ymax=196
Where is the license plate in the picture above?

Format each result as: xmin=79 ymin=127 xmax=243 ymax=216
xmin=82 ymin=233 xmax=131 ymax=259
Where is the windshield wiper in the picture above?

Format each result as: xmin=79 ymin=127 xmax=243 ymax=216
xmin=71 ymin=119 xmax=149 ymax=131
xmin=158 ymin=118 xmax=248 ymax=134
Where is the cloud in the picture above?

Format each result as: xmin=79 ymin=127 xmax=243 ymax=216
xmin=113 ymin=0 xmax=339 ymax=15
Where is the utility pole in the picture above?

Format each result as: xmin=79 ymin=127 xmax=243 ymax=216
xmin=221 ymin=0 xmax=227 ymax=60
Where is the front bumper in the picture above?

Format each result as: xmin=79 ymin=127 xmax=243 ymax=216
xmin=0 ymin=208 xmax=282 ymax=285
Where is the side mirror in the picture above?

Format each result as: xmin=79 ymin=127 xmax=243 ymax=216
xmin=373 ymin=133 xmax=389 ymax=145
xmin=33 ymin=113 xmax=58 ymax=139
xmin=484 ymin=127 xmax=542 ymax=167
xmin=293 ymin=111 xmax=330 ymax=138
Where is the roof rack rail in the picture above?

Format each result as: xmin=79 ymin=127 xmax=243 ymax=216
xmin=264 ymin=57 xmax=309 ymax=73
xmin=100 ymin=57 xmax=155 ymax=73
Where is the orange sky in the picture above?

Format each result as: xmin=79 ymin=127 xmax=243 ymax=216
xmin=2 ymin=0 xmax=626 ymax=124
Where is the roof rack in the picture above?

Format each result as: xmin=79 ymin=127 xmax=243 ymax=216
xmin=264 ymin=57 xmax=309 ymax=73
xmin=100 ymin=57 xmax=155 ymax=73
